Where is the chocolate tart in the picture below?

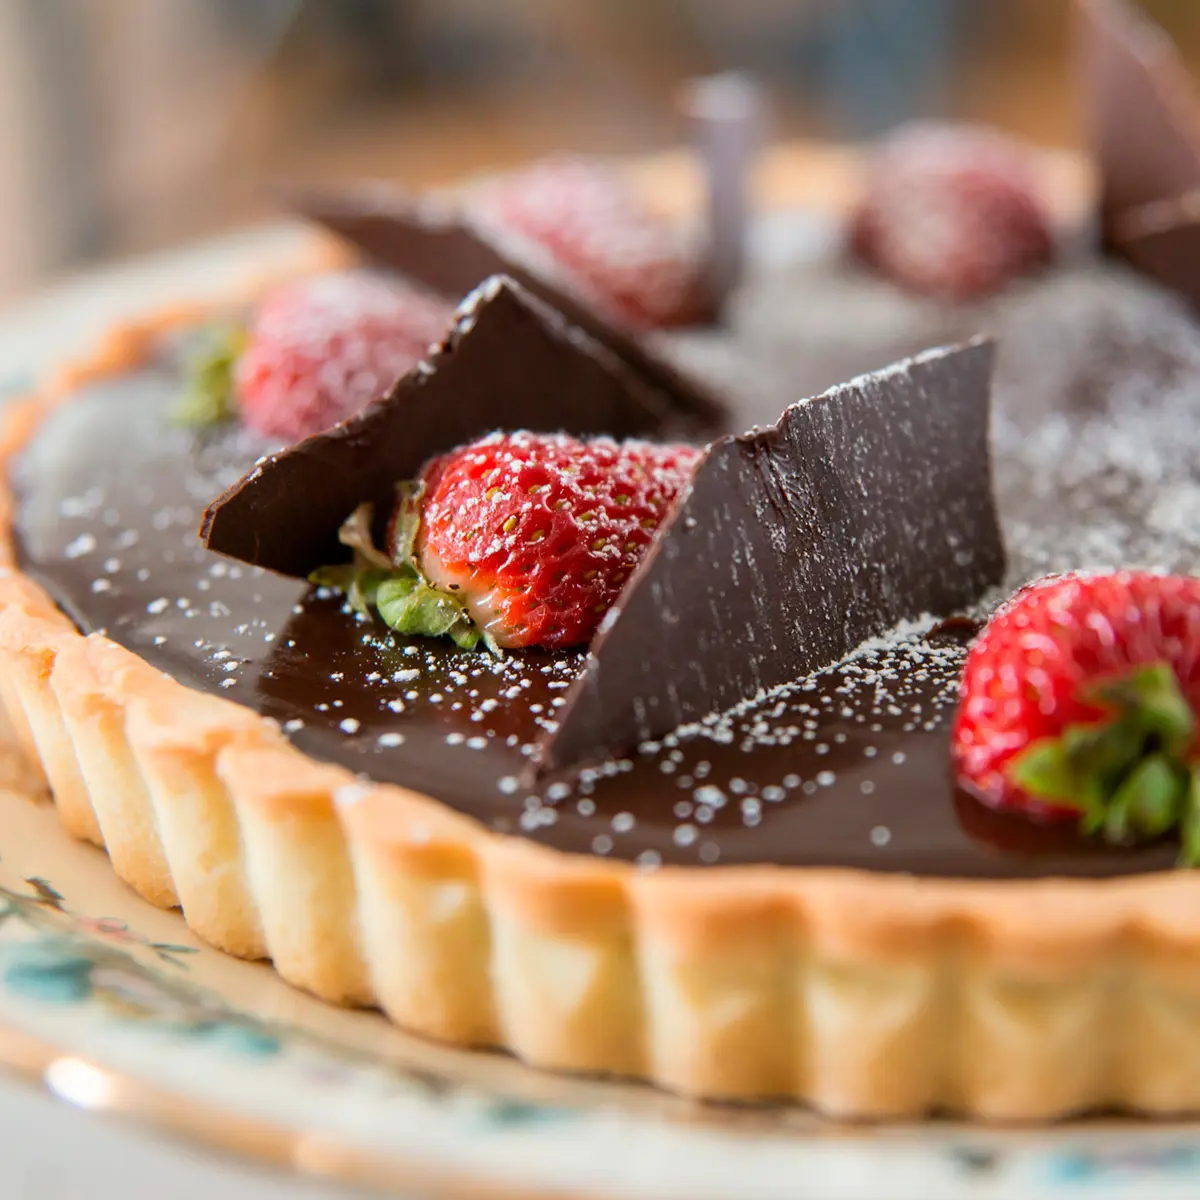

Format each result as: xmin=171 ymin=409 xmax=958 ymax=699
xmin=8 ymin=153 xmax=1200 ymax=1122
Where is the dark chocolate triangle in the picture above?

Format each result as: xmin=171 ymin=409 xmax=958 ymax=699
xmin=289 ymin=184 xmax=729 ymax=438
xmin=202 ymin=275 xmax=678 ymax=578
xmin=539 ymin=339 xmax=1004 ymax=771
xmin=1111 ymin=191 xmax=1200 ymax=309
xmin=1078 ymin=0 xmax=1200 ymax=234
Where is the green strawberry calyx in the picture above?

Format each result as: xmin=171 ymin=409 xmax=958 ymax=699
xmin=174 ymin=325 xmax=247 ymax=428
xmin=1007 ymin=661 xmax=1200 ymax=865
xmin=310 ymin=486 xmax=498 ymax=654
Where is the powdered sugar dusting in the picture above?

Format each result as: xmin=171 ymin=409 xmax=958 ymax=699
xmin=991 ymin=267 xmax=1200 ymax=581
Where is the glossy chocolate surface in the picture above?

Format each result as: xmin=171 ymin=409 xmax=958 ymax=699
xmin=206 ymin=312 xmax=1004 ymax=765
xmin=14 ymin=242 xmax=1200 ymax=877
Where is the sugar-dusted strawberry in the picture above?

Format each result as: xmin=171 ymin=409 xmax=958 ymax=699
xmin=408 ymin=431 xmax=700 ymax=649
xmin=314 ymin=432 xmax=700 ymax=652
xmin=181 ymin=271 xmax=455 ymax=441
xmin=953 ymin=571 xmax=1200 ymax=860
xmin=466 ymin=158 xmax=704 ymax=330
xmin=851 ymin=122 xmax=1055 ymax=300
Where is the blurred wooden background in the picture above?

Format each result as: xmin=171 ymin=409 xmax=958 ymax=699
xmin=3 ymin=0 xmax=1200 ymax=307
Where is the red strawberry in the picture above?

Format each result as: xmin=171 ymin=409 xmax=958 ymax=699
xmin=851 ymin=122 xmax=1054 ymax=300
xmin=235 ymin=271 xmax=455 ymax=441
xmin=953 ymin=571 xmax=1200 ymax=859
xmin=466 ymin=158 xmax=704 ymax=330
xmin=377 ymin=432 xmax=701 ymax=650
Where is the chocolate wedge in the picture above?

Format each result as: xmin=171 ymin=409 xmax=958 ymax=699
xmin=1110 ymin=192 xmax=1200 ymax=309
xmin=290 ymin=185 xmax=729 ymax=437
xmin=202 ymin=276 xmax=678 ymax=577
xmin=1078 ymin=0 xmax=1200 ymax=301
xmin=539 ymin=338 xmax=1005 ymax=769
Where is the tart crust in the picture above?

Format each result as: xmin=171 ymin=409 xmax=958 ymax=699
xmin=6 ymin=242 xmax=1200 ymax=1126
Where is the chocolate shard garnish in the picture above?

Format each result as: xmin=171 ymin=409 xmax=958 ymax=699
xmin=539 ymin=338 xmax=1004 ymax=771
xmin=288 ymin=183 xmax=729 ymax=438
xmin=1078 ymin=0 xmax=1200 ymax=293
xmin=679 ymin=73 xmax=764 ymax=319
xmin=201 ymin=275 xmax=679 ymax=578
xmin=1110 ymin=191 xmax=1200 ymax=309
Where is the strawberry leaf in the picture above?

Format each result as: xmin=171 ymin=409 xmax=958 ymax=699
xmin=1008 ymin=740 xmax=1087 ymax=809
xmin=311 ymin=496 xmax=495 ymax=654
xmin=389 ymin=482 xmax=425 ymax=571
xmin=1181 ymin=767 xmax=1200 ymax=867
xmin=1086 ymin=662 xmax=1195 ymax=758
xmin=174 ymin=325 xmax=246 ymax=428
xmin=335 ymin=503 xmax=394 ymax=571
xmin=309 ymin=563 xmax=358 ymax=592
xmin=1008 ymin=659 xmax=1199 ymax=855
xmin=1109 ymin=754 xmax=1184 ymax=839
xmin=310 ymin=506 xmax=403 ymax=615
xmin=376 ymin=576 xmax=479 ymax=649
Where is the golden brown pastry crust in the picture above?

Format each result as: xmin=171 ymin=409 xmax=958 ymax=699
xmin=4 ymin=227 xmax=1200 ymax=1124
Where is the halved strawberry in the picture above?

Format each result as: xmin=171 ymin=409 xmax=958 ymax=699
xmin=851 ymin=122 xmax=1055 ymax=300
xmin=953 ymin=571 xmax=1200 ymax=860
xmin=313 ymin=431 xmax=701 ymax=652
xmin=465 ymin=158 xmax=705 ymax=329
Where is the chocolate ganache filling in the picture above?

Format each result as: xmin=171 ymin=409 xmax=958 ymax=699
xmin=13 ymin=238 xmax=1200 ymax=878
